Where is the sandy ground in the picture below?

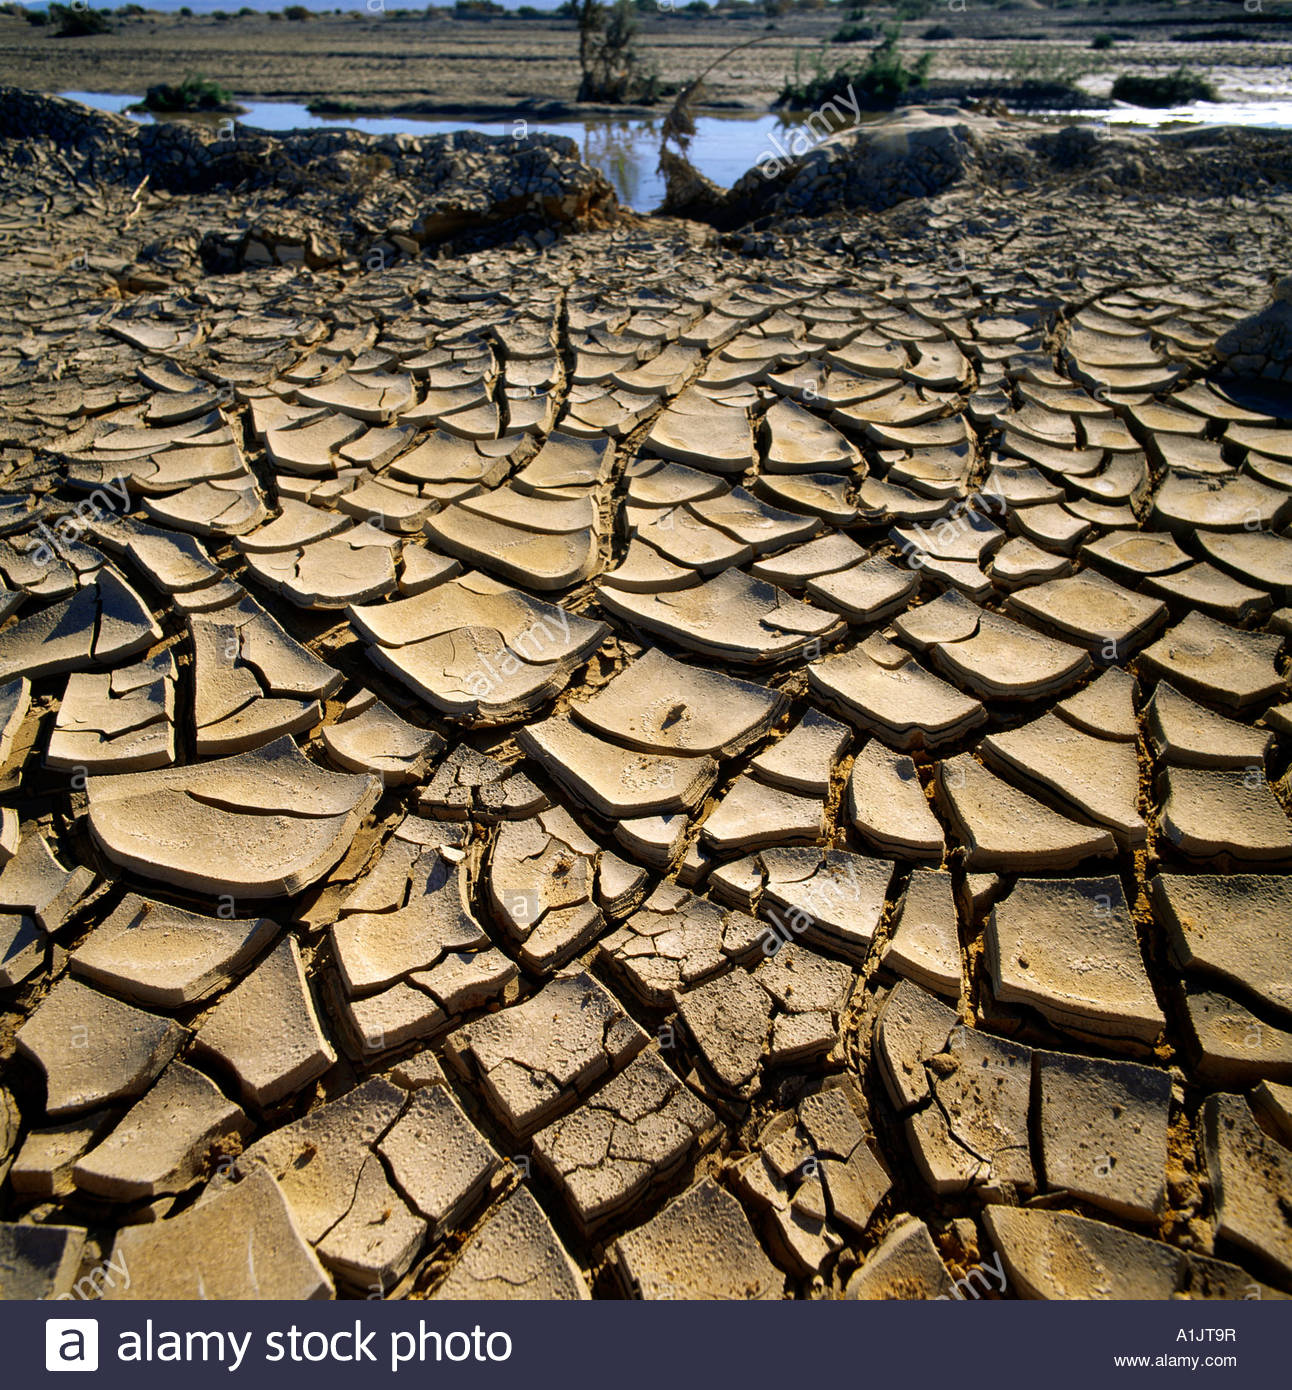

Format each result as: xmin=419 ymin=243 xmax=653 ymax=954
xmin=0 ymin=4 xmax=1289 ymax=116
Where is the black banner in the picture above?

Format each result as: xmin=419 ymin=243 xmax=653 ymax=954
xmin=14 ymin=1298 xmax=1283 ymax=1390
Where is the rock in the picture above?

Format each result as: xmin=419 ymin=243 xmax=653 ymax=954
xmin=17 ymin=977 xmax=187 ymax=1117
xmin=0 ymin=1222 xmax=87 ymax=1300
xmin=848 ymin=740 xmax=944 ymax=861
xmin=1035 ymin=1051 xmax=1170 ymax=1222
xmin=445 ymin=971 xmax=647 ymax=1138
xmin=1202 ymin=1092 xmax=1292 ymax=1280
xmin=986 ymin=876 xmax=1164 ymax=1044
xmin=883 ymin=869 xmax=961 ymax=998
xmin=378 ymin=1083 xmax=500 ymax=1236
xmin=73 ymin=1062 xmax=249 ymax=1201
xmin=936 ymin=753 xmax=1116 ymax=871
xmin=105 ymin=1166 xmax=333 ymax=1299
xmin=87 ymin=736 xmax=381 ymax=897
xmin=845 ymin=1215 xmax=955 ymax=1300
xmin=533 ymin=1048 xmax=715 ymax=1234
xmin=432 ymin=1187 xmax=589 ymax=1300
xmin=573 ymin=646 xmax=785 ymax=758
xmin=195 ymin=937 xmax=336 ymax=1108
xmin=613 ymin=1177 xmax=783 ymax=1300
xmin=70 ymin=893 xmax=277 ymax=1007
xmin=984 ymin=1206 xmax=1280 ymax=1300
xmin=1151 ymin=874 xmax=1292 ymax=1018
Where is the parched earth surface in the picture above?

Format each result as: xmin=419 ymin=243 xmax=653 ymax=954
xmin=1 ymin=88 xmax=1292 ymax=1302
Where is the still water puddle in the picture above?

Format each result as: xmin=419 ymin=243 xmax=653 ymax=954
xmin=59 ymin=90 xmax=1292 ymax=213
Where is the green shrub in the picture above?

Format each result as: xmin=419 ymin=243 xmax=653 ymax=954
xmin=25 ymin=7 xmax=50 ymax=23
xmin=517 ymin=4 xmax=542 ymax=14
xmin=1004 ymin=42 xmax=1097 ymax=89
xmin=50 ymin=3 xmax=113 ymax=35
xmin=142 ymin=74 xmax=235 ymax=110
xmin=283 ymin=3 xmax=310 ymax=17
xmin=781 ymin=26 xmax=932 ymax=109
xmin=308 ymin=96 xmax=359 ymax=113
xmin=1110 ymin=66 xmax=1218 ymax=107
xmin=1173 ymin=27 xmax=1249 ymax=44
xmin=922 ymin=22 xmax=954 ymax=39
xmin=116 ymin=3 xmax=147 ymax=14
xmin=831 ymin=19 xmax=873 ymax=42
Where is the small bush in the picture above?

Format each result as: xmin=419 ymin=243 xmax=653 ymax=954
xmin=1172 ymin=27 xmax=1249 ymax=45
xmin=781 ymin=26 xmax=932 ymax=109
xmin=683 ymin=0 xmax=710 ymax=12
xmin=178 ymin=4 xmax=192 ymax=12
xmin=116 ymin=3 xmax=147 ymax=14
xmin=143 ymin=74 xmax=235 ymax=110
xmin=1090 ymin=33 xmax=1114 ymax=50
xmin=453 ymin=0 xmax=503 ymax=14
xmin=516 ymin=4 xmax=542 ymax=14
xmin=25 ymin=7 xmax=50 ymax=23
xmin=1110 ymin=66 xmax=1218 ymax=107
xmin=578 ymin=0 xmax=658 ymax=103
xmin=50 ymin=3 xmax=113 ymax=35
xmin=308 ymin=96 xmax=359 ymax=113
xmin=831 ymin=20 xmax=873 ymax=43
xmin=922 ymin=22 xmax=954 ymax=39
xmin=1004 ymin=43 xmax=1096 ymax=89
xmin=283 ymin=4 xmax=310 ymax=17
xmin=238 ymin=5 xmax=255 ymax=12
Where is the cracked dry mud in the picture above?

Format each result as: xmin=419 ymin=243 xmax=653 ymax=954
xmin=1 ymin=91 xmax=1291 ymax=1304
